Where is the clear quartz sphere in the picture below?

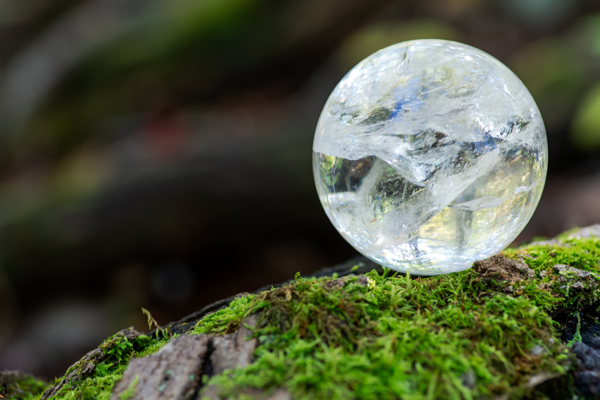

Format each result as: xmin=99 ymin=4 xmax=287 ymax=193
xmin=313 ymin=39 xmax=548 ymax=275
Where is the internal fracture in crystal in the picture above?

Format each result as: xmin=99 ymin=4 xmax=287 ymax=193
xmin=313 ymin=39 xmax=548 ymax=275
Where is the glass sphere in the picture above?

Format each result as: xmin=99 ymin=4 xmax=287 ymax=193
xmin=313 ymin=39 xmax=548 ymax=275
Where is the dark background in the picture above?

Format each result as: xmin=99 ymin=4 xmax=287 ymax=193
xmin=1 ymin=0 xmax=600 ymax=380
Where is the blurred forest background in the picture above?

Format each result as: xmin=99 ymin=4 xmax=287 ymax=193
xmin=1 ymin=0 xmax=600 ymax=380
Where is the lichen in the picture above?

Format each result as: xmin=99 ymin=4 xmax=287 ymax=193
xmin=31 ymin=232 xmax=600 ymax=400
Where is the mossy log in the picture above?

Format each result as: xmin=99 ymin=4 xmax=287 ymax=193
xmin=3 ymin=225 xmax=600 ymax=400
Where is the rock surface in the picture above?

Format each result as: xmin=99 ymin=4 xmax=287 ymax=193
xmin=572 ymin=341 xmax=600 ymax=398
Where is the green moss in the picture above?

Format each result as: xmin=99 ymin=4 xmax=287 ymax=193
xmin=39 ymin=233 xmax=600 ymax=400
xmin=192 ymin=294 xmax=256 ymax=335
xmin=19 ymin=377 xmax=48 ymax=399
xmin=134 ymin=336 xmax=172 ymax=358
xmin=0 ymin=373 xmax=47 ymax=400
xmin=49 ymin=364 xmax=128 ymax=400
xmin=202 ymin=237 xmax=600 ymax=399
xmin=504 ymin=237 xmax=600 ymax=311
xmin=206 ymin=272 xmax=570 ymax=400
xmin=43 ymin=332 xmax=170 ymax=400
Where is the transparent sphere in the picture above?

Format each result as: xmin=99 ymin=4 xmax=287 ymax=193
xmin=313 ymin=39 xmax=548 ymax=275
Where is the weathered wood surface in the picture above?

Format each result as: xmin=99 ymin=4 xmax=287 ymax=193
xmin=111 ymin=335 xmax=209 ymax=400
xmin=197 ymin=315 xmax=292 ymax=400
xmin=111 ymin=314 xmax=290 ymax=400
xmin=210 ymin=315 xmax=258 ymax=375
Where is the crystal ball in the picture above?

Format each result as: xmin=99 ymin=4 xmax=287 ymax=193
xmin=313 ymin=39 xmax=548 ymax=275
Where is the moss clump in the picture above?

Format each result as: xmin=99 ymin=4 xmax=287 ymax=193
xmin=204 ymin=271 xmax=570 ymax=400
xmin=0 ymin=371 xmax=47 ymax=400
xmin=504 ymin=237 xmax=600 ymax=311
xmin=49 ymin=364 xmax=127 ymax=400
xmin=36 ymin=233 xmax=600 ymax=400
xmin=42 ymin=330 xmax=170 ymax=400
xmin=192 ymin=294 xmax=256 ymax=335
xmin=198 ymin=236 xmax=600 ymax=399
